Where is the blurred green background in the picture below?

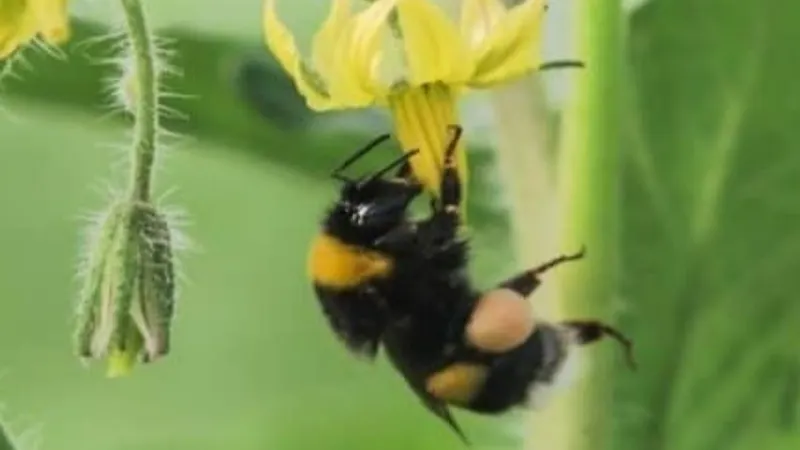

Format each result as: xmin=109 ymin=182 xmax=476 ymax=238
xmin=1 ymin=0 xmax=799 ymax=450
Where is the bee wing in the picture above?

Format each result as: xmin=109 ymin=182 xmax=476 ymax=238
xmin=382 ymin=334 xmax=471 ymax=445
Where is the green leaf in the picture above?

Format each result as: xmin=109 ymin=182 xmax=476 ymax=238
xmin=0 ymin=422 xmax=14 ymax=450
xmin=617 ymin=1 xmax=800 ymax=449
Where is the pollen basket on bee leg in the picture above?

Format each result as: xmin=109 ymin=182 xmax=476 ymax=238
xmin=466 ymin=288 xmax=536 ymax=353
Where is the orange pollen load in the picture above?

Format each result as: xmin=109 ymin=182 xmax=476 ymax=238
xmin=465 ymin=288 xmax=535 ymax=353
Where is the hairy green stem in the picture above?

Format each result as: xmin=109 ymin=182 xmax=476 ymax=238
xmin=120 ymin=0 xmax=158 ymax=202
xmin=553 ymin=0 xmax=623 ymax=449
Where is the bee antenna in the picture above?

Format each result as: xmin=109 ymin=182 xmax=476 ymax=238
xmin=539 ymin=59 xmax=586 ymax=71
xmin=360 ymin=149 xmax=420 ymax=186
xmin=331 ymin=133 xmax=393 ymax=180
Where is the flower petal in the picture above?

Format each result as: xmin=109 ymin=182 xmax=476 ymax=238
xmin=460 ymin=0 xmax=506 ymax=50
xmin=339 ymin=0 xmax=396 ymax=100
xmin=311 ymin=0 xmax=351 ymax=81
xmin=31 ymin=0 xmax=70 ymax=44
xmin=0 ymin=0 xmax=34 ymax=58
xmin=262 ymin=0 xmax=333 ymax=110
xmin=468 ymin=0 xmax=546 ymax=88
xmin=394 ymin=0 xmax=473 ymax=87
xmin=0 ymin=31 xmax=23 ymax=58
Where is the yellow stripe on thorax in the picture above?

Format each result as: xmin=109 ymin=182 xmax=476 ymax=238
xmin=308 ymin=234 xmax=394 ymax=289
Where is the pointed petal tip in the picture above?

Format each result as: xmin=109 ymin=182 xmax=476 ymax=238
xmin=395 ymin=0 xmax=473 ymax=86
xmin=261 ymin=0 xmax=297 ymax=72
xmin=468 ymin=0 xmax=547 ymax=87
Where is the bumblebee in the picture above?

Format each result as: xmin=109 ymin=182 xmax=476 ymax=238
xmin=308 ymin=126 xmax=636 ymax=443
xmin=308 ymin=132 xmax=424 ymax=358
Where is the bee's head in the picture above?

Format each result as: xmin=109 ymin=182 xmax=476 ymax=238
xmin=326 ymin=133 xmax=422 ymax=242
xmin=336 ymin=175 xmax=422 ymax=232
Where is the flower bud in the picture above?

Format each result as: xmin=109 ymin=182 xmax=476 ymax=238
xmin=74 ymin=200 xmax=176 ymax=378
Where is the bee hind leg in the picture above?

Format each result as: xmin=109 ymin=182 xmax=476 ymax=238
xmin=495 ymin=247 xmax=587 ymax=297
xmin=560 ymin=320 xmax=637 ymax=370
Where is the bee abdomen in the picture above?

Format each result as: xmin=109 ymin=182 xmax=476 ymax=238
xmin=465 ymin=324 xmax=573 ymax=414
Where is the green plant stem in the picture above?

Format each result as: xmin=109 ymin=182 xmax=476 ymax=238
xmin=490 ymin=76 xmax=575 ymax=450
xmin=120 ymin=0 xmax=158 ymax=202
xmin=488 ymin=77 xmax=560 ymax=317
xmin=555 ymin=0 xmax=623 ymax=449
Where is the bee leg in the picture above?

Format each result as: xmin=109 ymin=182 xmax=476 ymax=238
xmin=437 ymin=125 xmax=464 ymax=220
xmin=560 ymin=320 xmax=637 ymax=370
xmin=377 ymin=127 xmax=465 ymax=255
xmin=402 ymin=126 xmax=466 ymax=258
xmin=496 ymin=247 xmax=586 ymax=297
xmin=396 ymin=159 xmax=413 ymax=179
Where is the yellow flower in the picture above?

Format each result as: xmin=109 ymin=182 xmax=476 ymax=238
xmin=1 ymin=0 xmax=71 ymax=59
xmin=263 ymin=0 xmax=551 ymax=205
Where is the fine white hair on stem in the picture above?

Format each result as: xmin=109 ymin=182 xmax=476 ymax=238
xmin=162 ymin=205 xmax=193 ymax=319
xmin=92 ymin=21 xmax=192 ymax=193
xmin=72 ymin=186 xmax=123 ymax=282
xmin=82 ymin=19 xmax=186 ymax=123
xmin=73 ymin=29 xmax=129 ymax=58
xmin=0 ymin=48 xmax=32 ymax=86
xmin=30 ymin=36 xmax=67 ymax=62
xmin=0 ymin=47 xmax=34 ymax=121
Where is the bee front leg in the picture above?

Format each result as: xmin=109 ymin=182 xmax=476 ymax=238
xmin=396 ymin=159 xmax=413 ymax=179
xmin=495 ymin=247 xmax=586 ymax=297
xmin=376 ymin=126 xmax=465 ymax=252
xmin=414 ymin=125 xmax=464 ymax=249
xmin=436 ymin=125 xmax=464 ymax=223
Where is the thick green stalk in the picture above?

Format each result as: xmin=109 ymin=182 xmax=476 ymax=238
xmin=488 ymin=77 xmax=561 ymax=319
xmin=553 ymin=1 xmax=623 ymax=450
xmin=490 ymin=75 xmax=573 ymax=450
xmin=120 ymin=0 xmax=159 ymax=202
